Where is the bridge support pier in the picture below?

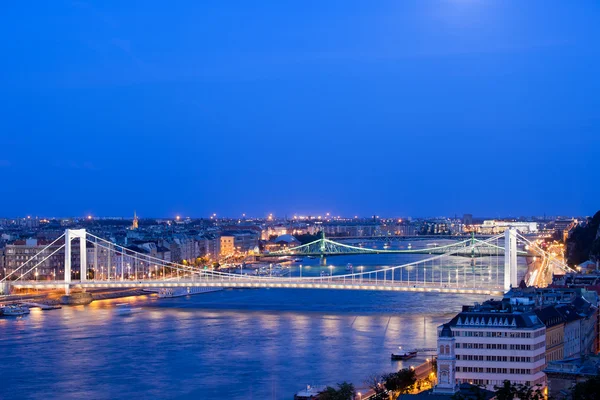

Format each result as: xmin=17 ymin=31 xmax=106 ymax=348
xmin=320 ymin=255 xmax=327 ymax=266
xmin=0 ymin=281 xmax=10 ymax=295
xmin=504 ymin=228 xmax=518 ymax=292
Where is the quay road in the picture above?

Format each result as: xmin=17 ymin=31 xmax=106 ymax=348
xmin=10 ymin=278 xmax=505 ymax=296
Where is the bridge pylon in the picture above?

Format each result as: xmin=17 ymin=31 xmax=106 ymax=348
xmin=503 ymin=228 xmax=518 ymax=291
xmin=64 ymin=229 xmax=87 ymax=295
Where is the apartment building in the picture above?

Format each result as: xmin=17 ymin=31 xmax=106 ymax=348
xmin=436 ymin=300 xmax=547 ymax=392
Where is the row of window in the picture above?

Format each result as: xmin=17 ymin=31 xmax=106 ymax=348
xmin=457 ymin=343 xmax=543 ymax=351
xmin=533 ymin=341 xmax=545 ymax=350
xmin=457 ymin=355 xmax=544 ymax=363
xmin=457 ymin=331 xmax=535 ymax=338
xmin=457 ymin=355 xmax=484 ymax=361
xmin=456 ymin=367 xmax=533 ymax=375
xmin=458 ymin=379 xmax=536 ymax=386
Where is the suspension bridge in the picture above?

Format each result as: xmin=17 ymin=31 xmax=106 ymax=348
xmin=258 ymin=232 xmax=530 ymax=264
xmin=1 ymin=229 xmax=573 ymax=298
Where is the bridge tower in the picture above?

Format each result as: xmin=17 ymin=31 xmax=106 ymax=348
xmin=503 ymin=228 xmax=518 ymax=292
xmin=64 ymin=229 xmax=87 ymax=295
xmin=319 ymin=231 xmax=327 ymax=266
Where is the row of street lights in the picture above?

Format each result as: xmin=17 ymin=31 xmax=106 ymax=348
xmin=294 ymin=264 xmax=366 ymax=282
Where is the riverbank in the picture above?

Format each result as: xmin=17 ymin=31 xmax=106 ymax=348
xmin=1 ymin=288 xmax=152 ymax=306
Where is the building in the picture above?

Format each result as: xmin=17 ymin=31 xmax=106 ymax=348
xmin=197 ymin=233 xmax=220 ymax=260
xmin=554 ymin=219 xmax=577 ymax=242
xmin=4 ymin=238 xmax=69 ymax=279
xmin=479 ymin=220 xmax=538 ymax=235
xmin=556 ymin=304 xmax=586 ymax=359
xmin=507 ymin=285 xmax=599 ymax=357
xmin=435 ymin=324 xmax=458 ymax=395
xmin=463 ymin=214 xmax=474 ymax=226
xmin=535 ymin=306 xmax=565 ymax=363
xmin=264 ymin=234 xmax=301 ymax=252
xmin=220 ymin=230 xmax=259 ymax=256
xmin=437 ymin=300 xmax=547 ymax=391
xmin=545 ymin=356 xmax=600 ymax=398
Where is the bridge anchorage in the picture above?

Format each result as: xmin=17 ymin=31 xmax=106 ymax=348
xmin=1 ymin=229 xmax=574 ymax=298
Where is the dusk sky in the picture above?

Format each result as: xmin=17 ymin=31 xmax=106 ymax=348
xmin=1 ymin=1 xmax=598 ymax=218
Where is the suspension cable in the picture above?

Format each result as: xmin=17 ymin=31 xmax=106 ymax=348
xmin=1 ymin=234 xmax=66 ymax=282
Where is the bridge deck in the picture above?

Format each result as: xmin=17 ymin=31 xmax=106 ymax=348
xmin=10 ymin=279 xmax=505 ymax=296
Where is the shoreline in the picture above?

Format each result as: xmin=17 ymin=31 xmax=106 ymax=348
xmin=1 ymin=288 xmax=152 ymax=306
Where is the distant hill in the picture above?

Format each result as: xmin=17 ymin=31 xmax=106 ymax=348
xmin=566 ymin=210 xmax=600 ymax=266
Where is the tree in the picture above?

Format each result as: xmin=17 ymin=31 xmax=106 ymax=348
xmin=513 ymin=383 xmax=544 ymax=400
xmin=319 ymin=382 xmax=356 ymax=400
xmin=566 ymin=210 xmax=600 ymax=265
xmin=493 ymin=380 xmax=543 ymax=400
xmin=571 ymin=375 xmax=600 ymax=400
xmin=450 ymin=385 xmax=488 ymax=400
xmin=296 ymin=232 xmax=322 ymax=245
xmin=383 ymin=368 xmax=416 ymax=395
xmin=366 ymin=374 xmax=388 ymax=399
xmin=494 ymin=380 xmax=514 ymax=400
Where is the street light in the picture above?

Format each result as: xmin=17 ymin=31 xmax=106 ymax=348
xmin=360 ymin=266 xmax=364 ymax=283
xmin=300 ymin=264 xmax=302 ymax=278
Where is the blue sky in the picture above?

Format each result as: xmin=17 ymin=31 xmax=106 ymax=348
xmin=1 ymin=1 xmax=598 ymax=218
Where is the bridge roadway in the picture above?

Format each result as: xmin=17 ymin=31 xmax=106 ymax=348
xmin=10 ymin=279 xmax=505 ymax=296
xmin=331 ymin=235 xmax=495 ymax=241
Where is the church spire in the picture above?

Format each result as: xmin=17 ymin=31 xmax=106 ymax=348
xmin=132 ymin=210 xmax=139 ymax=229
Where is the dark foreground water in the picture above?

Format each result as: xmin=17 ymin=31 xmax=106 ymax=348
xmin=0 ymin=288 xmax=487 ymax=400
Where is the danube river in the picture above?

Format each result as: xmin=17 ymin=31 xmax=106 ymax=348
xmin=1 ymin=240 xmax=530 ymax=399
xmin=1 ymin=289 xmax=486 ymax=400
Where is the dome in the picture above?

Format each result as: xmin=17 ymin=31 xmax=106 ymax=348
xmin=440 ymin=323 xmax=453 ymax=337
xmin=274 ymin=234 xmax=298 ymax=243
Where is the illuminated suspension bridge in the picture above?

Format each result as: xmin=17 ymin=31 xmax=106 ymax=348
xmin=1 ymin=229 xmax=574 ymax=298
xmin=258 ymin=232 xmax=530 ymax=265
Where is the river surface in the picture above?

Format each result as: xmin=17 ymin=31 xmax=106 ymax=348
xmin=1 ymin=241 xmax=531 ymax=400
xmin=1 ymin=289 xmax=486 ymax=400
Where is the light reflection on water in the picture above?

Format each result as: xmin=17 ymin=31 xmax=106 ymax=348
xmin=0 ymin=289 xmax=487 ymax=400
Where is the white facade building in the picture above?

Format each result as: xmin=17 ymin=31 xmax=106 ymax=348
xmin=436 ymin=306 xmax=547 ymax=392
xmin=480 ymin=220 xmax=538 ymax=234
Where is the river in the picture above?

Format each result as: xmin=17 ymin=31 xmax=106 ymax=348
xmin=1 ymin=289 xmax=488 ymax=400
xmin=1 ymin=240 xmax=528 ymax=399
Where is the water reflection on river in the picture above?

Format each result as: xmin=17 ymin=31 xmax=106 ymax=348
xmin=0 ymin=289 xmax=490 ymax=400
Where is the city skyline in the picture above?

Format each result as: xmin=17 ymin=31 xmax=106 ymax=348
xmin=1 ymin=1 xmax=599 ymax=217
xmin=0 ymin=210 xmax=591 ymax=220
